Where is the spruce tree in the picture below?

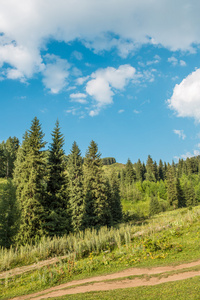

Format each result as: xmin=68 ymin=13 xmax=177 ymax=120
xmin=83 ymin=140 xmax=111 ymax=228
xmin=14 ymin=117 xmax=46 ymax=244
xmin=136 ymin=159 xmax=144 ymax=182
xmin=125 ymin=158 xmax=135 ymax=184
xmin=166 ymin=164 xmax=178 ymax=208
xmin=145 ymin=155 xmax=156 ymax=182
xmin=158 ymin=159 xmax=164 ymax=181
xmin=149 ymin=196 xmax=160 ymax=216
xmin=45 ymin=120 xmax=70 ymax=236
xmin=0 ymin=180 xmax=19 ymax=248
xmin=68 ymin=141 xmax=84 ymax=232
xmin=185 ymin=181 xmax=197 ymax=207
xmin=109 ymin=170 xmax=123 ymax=224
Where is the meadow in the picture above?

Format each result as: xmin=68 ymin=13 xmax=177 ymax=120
xmin=1 ymin=205 xmax=200 ymax=299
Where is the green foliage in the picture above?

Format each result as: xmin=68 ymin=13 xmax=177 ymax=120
xmin=83 ymin=141 xmax=112 ymax=228
xmin=45 ymin=120 xmax=70 ymax=236
xmin=149 ymin=196 xmax=161 ymax=216
xmin=109 ymin=170 xmax=123 ymax=224
xmin=0 ymin=137 xmax=19 ymax=178
xmin=68 ymin=141 xmax=84 ymax=231
xmin=14 ymin=117 xmax=47 ymax=245
xmin=102 ymin=157 xmax=116 ymax=165
xmin=0 ymin=180 xmax=19 ymax=248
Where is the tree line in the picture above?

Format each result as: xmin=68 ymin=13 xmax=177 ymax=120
xmin=0 ymin=117 xmax=122 ymax=247
xmin=120 ymin=154 xmax=200 ymax=216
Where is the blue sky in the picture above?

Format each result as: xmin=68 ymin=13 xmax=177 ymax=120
xmin=1 ymin=0 xmax=200 ymax=164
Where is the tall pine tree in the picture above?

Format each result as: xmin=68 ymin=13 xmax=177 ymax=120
xmin=45 ymin=120 xmax=70 ymax=236
xmin=14 ymin=117 xmax=46 ymax=244
xmin=68 ymin=141 xmax=84 ymax=232
xmin=83 ymin=140 xmax=111 ymax=228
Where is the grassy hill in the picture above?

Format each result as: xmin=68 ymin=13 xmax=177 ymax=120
xmin=1 ymin=205 xmax=200 ymax=299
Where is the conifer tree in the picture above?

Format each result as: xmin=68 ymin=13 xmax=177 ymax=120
xmin=68 ymin=141 xmax=84 ymax=231
xmin=149 ymin=196 xmax=160 ymax=216
xmin=145 ymin=155 xmax=156 ymax=182
xmin=158 ymin=159 xmax=164 ymax=181
xmin=125 ymin=158 xmax=135 ymax=184
xmin=136 ymin=159 xmax=144 ymax=182
xmin=0 ymin=180 xmax=19 ymax=248
xmin=185 ymin=181 xmax=197 ymax=207
xmin=166 ymin=164 xmax=178 ymax=208
xmin=45 ymin=120 xmax=70 ymax=236
xmin=109 ymin=170 xmax=123 ymax=224
xmin=83 ymin=140 xmax=111 ymax=228
xmin=14 ymin=117 xmax=46 ymax=244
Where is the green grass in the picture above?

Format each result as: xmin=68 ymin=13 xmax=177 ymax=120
xmin=49 ymin=276 xmax=200 ymax=300
xmin=1 ymin=206 xmax=200 ymax=299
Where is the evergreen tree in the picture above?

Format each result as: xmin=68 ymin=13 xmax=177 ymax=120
xmin=83 ymin=140 xmax=111 ymax=228
xmin=136 ymin=159 xmax=144 ymax=182
xmin=0 ymin=180 xmax=19 ymax=248
xmin=145 ymin=155 xmax=156 ymax=182
xmin=166 ymin=165 xmax=178 ymax=209
xmin=109 ymin=170 xmax=123 ymax=224
xmin=68 ymin=141 xmax=84 ymax=232
xmin=0 ymin=144 xmax=6 ymax=178
xmin=45 ymin=120 xmax=70 ymax=236
xmin=4 ymin=137 xmax=20 ymax=178
xmin=175 ymin=177 xmax=185 ymax=208
xmin=14 ymin=117 xmax=46 ymax=244
xmin=185 ymin=181 xmax=197 ymax=207
xmin=125 ymin=158 xmax=135 ymax=184
xmin=158 ymin=159 xmax=164 ymax=181
xmin=149 ymin=196 xmax=160 ymax=216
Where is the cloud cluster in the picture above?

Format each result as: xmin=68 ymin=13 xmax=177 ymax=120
xmin=85 ymin=65 xmax=136 ymax=115
xmin=173 ymin=129 xmax=186 ymax=140
xmin=42 ymin=54 xmax=70 ymax=94
xmin=1 ymin=0 xmax=200 ymax=86
xmin=168 ymin=69 xmax=200 ymax=122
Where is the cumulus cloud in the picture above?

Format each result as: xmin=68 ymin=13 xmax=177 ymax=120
xmin=168 ymin=56 xmax=186 ymax=67
xmin=85 ymin=64 xmax=136 ymax=114
xmin=42 ymin=54 xmax=70 ymax=93
xmin=118 ymin=109 xmax=125 ymax=113
xmin=173 ymin=129 xmax=186 ymax=140
xmin=168 ymin=69 xmax=200 ymax=122
xmin=175 ymin=149 xmax=200 ymax=161
xmin=1 ymin=0 xmax=200 ymax=84
xmin=70 ymin=93 xmax=87 ymax=104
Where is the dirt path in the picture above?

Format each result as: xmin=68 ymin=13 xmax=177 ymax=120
xmin=0 ymin=256 xmax=68 ymax=279
xmin=11 ymin=259 xmax=200 ymax=300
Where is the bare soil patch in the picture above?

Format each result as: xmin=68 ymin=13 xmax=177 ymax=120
xmin=10 ymin=259 xmax=200 ymax=300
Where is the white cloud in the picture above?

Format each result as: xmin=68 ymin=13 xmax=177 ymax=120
xmin=133 ymin=109 xmax=140 ymax=114
xmin=173 ymin=129 xmax=186 ymax=140
xmin=180 ymin=60 xmax=186 ymax=67
xmin=70 ymin=93 xmax=87 ymax=99
xmin=72 ymin=51 xmax=83 ymax=60
xmin=168 ymin=56 xmax=178 ymax=66
xmin=70 ymin=92 xmax=87 ymax=104
xmin=1 ymin=0 xmax=200 ymax=84
xmin=174 ymin=149 xmax=200 ymax=161
xmin=85 ymin=64 xmax=136 ymax=114
xmin=42 ymin=54 xmax=70 ymax=93
xmin=168 ymin=69 xmax=200 ymax=122
xmin=118 ymin=109 xmax=124 ymax=113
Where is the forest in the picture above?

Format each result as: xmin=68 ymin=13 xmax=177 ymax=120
xmin=0 ymin=116 xmax=199 ymax=249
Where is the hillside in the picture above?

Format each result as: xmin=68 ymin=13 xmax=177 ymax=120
xmin=1 ymin=205 xmax=200 ymax=299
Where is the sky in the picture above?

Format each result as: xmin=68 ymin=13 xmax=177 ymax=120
xmin=1 ymin=1 xmax=200 ymax=164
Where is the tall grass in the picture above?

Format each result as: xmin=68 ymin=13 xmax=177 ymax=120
xmin=1 ymin=206 xmax=200 ymax=272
